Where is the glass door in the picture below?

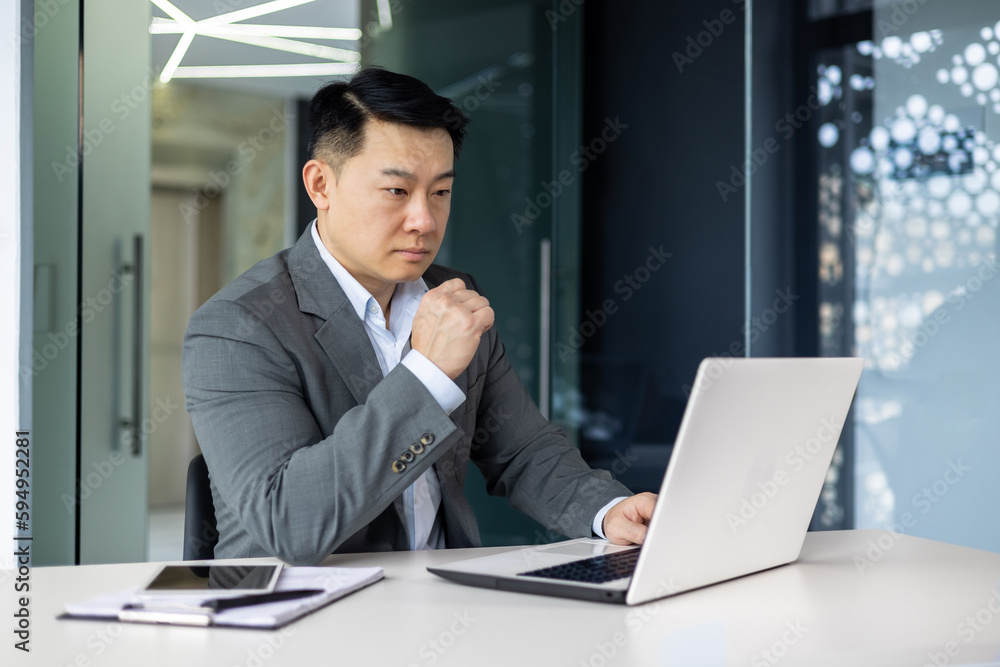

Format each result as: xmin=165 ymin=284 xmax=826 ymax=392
xmin=33 ymin=0 xmax=152 ymax=565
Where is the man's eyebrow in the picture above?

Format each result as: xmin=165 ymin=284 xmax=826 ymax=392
xmin=380 ymin=167 xmax=416 ymax=179
xmin=379 ymin=167 xmax=456 ymax=181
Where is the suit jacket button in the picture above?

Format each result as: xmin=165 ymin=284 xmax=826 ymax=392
xmin=420 ymin=432 xmax=435 ymax=446
xmin=392 ymin=460 xmax=406 ymax=473
xmin=400 ymin=450 xmax=415 ymax=463
xmin=410 ymin=442 xmax=425 ymax=455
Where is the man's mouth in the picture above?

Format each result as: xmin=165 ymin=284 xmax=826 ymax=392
xmin=396 ymin=248 xmax=430 ymax=261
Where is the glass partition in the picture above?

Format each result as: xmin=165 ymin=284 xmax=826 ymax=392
xmin=806 ymin=0 xmax=1000 ymax=551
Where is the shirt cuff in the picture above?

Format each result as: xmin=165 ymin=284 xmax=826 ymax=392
xmin=401 ymin=350 xmax=466 ymax=415
xmin=592 ymin=496 xmax=629 ymax=539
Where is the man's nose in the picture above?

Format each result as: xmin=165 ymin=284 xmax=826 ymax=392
xmin=403 ymin=195 xmax=436 ymax=234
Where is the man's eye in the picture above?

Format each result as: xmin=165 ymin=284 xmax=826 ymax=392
xmin=434 ymin=189 xmax=451 ymax=197
xmin=387 ymin=188 xmax=406 ymax=196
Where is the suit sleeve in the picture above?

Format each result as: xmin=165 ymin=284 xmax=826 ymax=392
xmin=182 ymin=298 xmax=463 ymax=566
xmin=465 ymin=278 xmax=633 ymax=538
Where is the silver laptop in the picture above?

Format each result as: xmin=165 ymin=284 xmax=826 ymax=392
xmin=428 ymin=357 xmax=864 ymax=605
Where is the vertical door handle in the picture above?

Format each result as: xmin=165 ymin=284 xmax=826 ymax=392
xmin=539 ymin=239 xmax=552 ymax=419
xmin=118 ymin=235 xmax=143 ymax=456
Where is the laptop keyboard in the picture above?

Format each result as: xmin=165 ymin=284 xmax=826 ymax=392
xmin=518 ymin=548 xmax=640 ymax=584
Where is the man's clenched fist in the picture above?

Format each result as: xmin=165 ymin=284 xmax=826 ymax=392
xmin=412 ymin=278 xmax=495 ymax=379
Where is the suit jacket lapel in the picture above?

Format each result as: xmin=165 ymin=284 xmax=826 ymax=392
xmin=287 ymin=230 xmax=383 ymax=405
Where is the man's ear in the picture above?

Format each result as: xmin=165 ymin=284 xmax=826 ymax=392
xmin=302 ymin=159 xmax=334 ymax=211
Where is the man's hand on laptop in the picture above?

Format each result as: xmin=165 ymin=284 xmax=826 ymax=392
xmin=603 ymin=492 xmax=658 ymax=545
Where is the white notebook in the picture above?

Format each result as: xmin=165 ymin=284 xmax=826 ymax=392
xmin=63 ymin=566 xmax=384 ymax=629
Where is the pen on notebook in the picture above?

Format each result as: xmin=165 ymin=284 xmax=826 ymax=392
xmin=201 ymin=588 xmax=325 ymax=612
xmin=122 ymin=589 xmax=325 ymax=613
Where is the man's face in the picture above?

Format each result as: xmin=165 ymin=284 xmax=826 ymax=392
xmin=315 ymin=119 xmax=454 ymax=298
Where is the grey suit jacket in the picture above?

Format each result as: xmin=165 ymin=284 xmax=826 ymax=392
xmin=182 ymin=230 xmax=631 ymax=566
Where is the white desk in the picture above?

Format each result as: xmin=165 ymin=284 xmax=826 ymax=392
xmin=7 ymin=530 xmax=1000 ymax=667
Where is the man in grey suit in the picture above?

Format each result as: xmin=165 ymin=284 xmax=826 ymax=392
xmin=183 ymin=68 xmax=656 ymax=566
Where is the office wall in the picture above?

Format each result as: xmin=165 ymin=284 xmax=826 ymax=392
xmin=578 ymin=0 xmax=749 ymax=469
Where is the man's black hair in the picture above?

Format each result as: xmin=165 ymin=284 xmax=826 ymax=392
xmin=306 ymin=67 xmax=469 ymax=174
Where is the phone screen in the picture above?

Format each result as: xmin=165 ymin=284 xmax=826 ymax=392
xmin=142 ymin=565 xmax=281 ymax=593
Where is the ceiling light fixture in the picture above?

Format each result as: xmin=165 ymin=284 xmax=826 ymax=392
xmin=151 ymin=0 xmax=196 ymax=83
xmin=193 ymin=31 xmax=360 ymax=62
xmin=149 ymin=18 xmax=361 ymax=41
xmin=171 ymin=63 xmax=361 ymax=79
xmin=376 ymin=0 xmax=393 ymax=29
xmin=201 ymin=0 xmax=316 ymax=26
xmin=160 ymin=31 xmax=196 ymax=83
xmin=149 ymin=0 xmax=366 ymax=83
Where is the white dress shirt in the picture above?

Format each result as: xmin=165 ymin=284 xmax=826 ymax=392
xmin=311 ymin=221 xmax=623 ymax=545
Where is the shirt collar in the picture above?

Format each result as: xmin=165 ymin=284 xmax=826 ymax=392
xmin=310 ymin=219 xmax=427 ymax=322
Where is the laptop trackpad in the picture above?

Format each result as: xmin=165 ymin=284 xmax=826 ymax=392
xmin=538 ymin=542 xmax=629 ymax=557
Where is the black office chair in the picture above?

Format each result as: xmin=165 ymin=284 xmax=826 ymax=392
xmin=183 ymin=453 xmax=219 ymax=561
